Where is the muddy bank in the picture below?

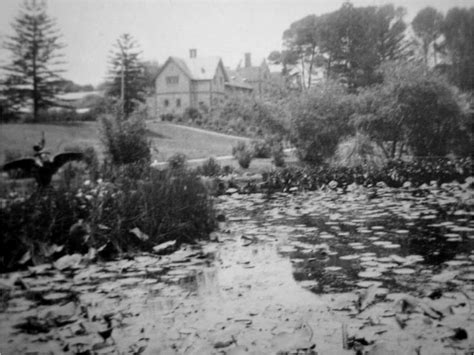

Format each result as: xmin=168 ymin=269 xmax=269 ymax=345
xmin=0 ymin=183 xmax=473 ymax=354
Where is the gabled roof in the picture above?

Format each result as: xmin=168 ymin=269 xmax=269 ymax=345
xmin=230 ymin=60 xmax=270 ymax=82
xmin=157 ymin=56 xmax=229 ymax=81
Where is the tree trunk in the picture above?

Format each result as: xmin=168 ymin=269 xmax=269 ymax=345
xmin=300 ymin=56 xmax=306 ymax=90
xmin=307 ymin=46 xmax=316 ymax=89
xmin=391 ymin=139 xmax=398 ymax=159
xmin=32 ymin=19 xmax=38 ymax=122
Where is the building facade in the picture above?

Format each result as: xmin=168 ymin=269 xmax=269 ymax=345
xmin=153 ymin=49 xmax=233 ymax=116
xmin=228 ymin=53 xmax=272 ymax=97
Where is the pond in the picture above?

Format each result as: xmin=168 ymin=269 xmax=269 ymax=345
xmin=212 ymin=185 xmax=473 ymax=296
xmin=1 ymin=183 xmax=472 ymax=354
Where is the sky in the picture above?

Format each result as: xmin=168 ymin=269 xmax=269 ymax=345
xmin=0 ymin=0 xmax=472 ymax=86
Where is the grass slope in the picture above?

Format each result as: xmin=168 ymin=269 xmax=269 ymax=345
xmin=0 ymin=121 xmax=250 ymax=164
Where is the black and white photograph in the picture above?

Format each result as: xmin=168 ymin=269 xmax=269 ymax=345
xmin=0 ymin=0 xmax=473 ymax=353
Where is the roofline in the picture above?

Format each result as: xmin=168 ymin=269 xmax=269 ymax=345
xmin=155 ymin=56 xmax=229 ymax=82
xmin=154 ymin=56 xmax=193 ymax=82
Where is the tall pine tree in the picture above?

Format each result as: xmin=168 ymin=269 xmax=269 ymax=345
xmin=2 ymin=0 xmax=65 ymax=121
xmin=106 ymin=33 xmax=145 ymax=118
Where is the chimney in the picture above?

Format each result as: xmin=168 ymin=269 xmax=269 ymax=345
xmin=245 ymin=53 xmax=251 ymax=68
xmin=189 ymin=49 xmax=197 ymax=59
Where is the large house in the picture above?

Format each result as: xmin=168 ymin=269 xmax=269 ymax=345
xmin=152 ymin=49 xmax=252 ymax=116
xmin=227 ymin=53 xmax=272 ymax=97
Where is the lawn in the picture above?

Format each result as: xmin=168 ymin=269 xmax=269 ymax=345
xmin=0 ymin=121 xmax=250 ymax=164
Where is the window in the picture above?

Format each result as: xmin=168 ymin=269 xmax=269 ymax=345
xmin=166 ymin=76 xmax=179 ymax=84
xmin=164 ymin=99 xmax=169 ymax=107
xmin=176 ymin=98 xmax=181 ymax=107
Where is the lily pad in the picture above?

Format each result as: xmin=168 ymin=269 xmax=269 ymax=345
xmin=392 ymin=268 xmax=415 ymax=275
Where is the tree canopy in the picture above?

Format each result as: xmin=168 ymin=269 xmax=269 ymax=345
xmin=440 ymin=7 xmax=474 ymax=91
xmin=2 ymin=0 xmax=65 ymax=121
xmin=412 ymin=7 xmax=443 ymax=66
xmin=106 ymin=33 xmax=146 ymax=117
xmin=278 ymin=3 xmax=409 ymax=90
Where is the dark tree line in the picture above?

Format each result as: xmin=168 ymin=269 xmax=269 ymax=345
xmin=270 ymin=3 xmax=474 ymax=92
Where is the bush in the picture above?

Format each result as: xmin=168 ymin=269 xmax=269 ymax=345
xmin=101 ymin=112 xmax=151 ymax=166
xmin=354 ymin=62 xmax=468 ymax=158
xmin=332 ymin=133 xmax=385 ymax=169
xmin=271 ymin=141 xmax=286 ymax=167
xmin=61 ymin=145 xmax=100 ymax=186
xmin=291 ymin=81 xmax=355 ymax=164
xmin=183 ymin=107 xmax=202 ymax=123
xmin=161 ymin=113 xmax=176 ymax=122
xmin=232 ymin=141 xmax=253 ymax=169
xmin=167 ymin=153 xmax=187 ymax=170
xmin=0 ymin=164 xmax=216 ymax=272
xmin=251 ymin=139 xmax=271 ymax=158
xmin=262 ymin=157 xmax=472 ymax=192
xmin=195 ymin=157 xmax=221 ymax=177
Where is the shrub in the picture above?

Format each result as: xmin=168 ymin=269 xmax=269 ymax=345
xmin=0 ymin=164 xmax=216 ymax=272
xmin=262 ymin=157 xmax=472 ymax=192
xmin=232 ymin=141 xmax=253 ymax=169
xmin=291 ymin=81 xmax=355 ymax=164
xmin=183 ymin=107 xmax=202 ymax=123
xmin=354 ymin=62 xmax=468 ymax=158
xmin=160 ymin=113 xmax=176 ymax=122
xmin=271 ymin=141 xmax=286 ymax=167
xmin=100 ymin=112 xmax=151 ymax=166
xmin=167 ymin=153 xmax=187 ymax=170
xmin=251 ymin=139 xmax=271 ymax=158
xmin=61 ymin=145 xmax=100 ymax=187
xmin=195 ymin=157 xmax=221 ymax=177
xmin=332 ymin=133 xmax=385 ymax=169
xmin=222 ymin=165 xmax=234 ymax=175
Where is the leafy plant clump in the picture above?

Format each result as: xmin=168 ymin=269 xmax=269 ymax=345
xmin=195 ymin=157 xmax=221 ymax=177
xmin=232 ymin=142 xmax=253 ymax=169
xmin=100 ymin=112 xmax=151 ymax=165
xmin=262 ymin=158 xmax=472 ymax=192
xmin=167 ymin=153 xmax=188 ymax=170
xmin=0 ymin=164 xmax=216 ymax=272
xmin=251 ymin=139 xmax=272 ymax=158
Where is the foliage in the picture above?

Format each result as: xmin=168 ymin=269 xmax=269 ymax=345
xmin=183 ymin=107 xmax=202 ymax=123
xmin=100 ymin=109 xmax=151 ymax=165
xmin=262 ymin=158 xmax=472 ymax=193
xmin=167 ymin=153 xmax=187 ymax=170
xmin=0 ymin=165 xmax=216 ymax=272
xmin=160 ymin=113 xmax=177 ymax=122
xmin=141 ymin=60 xmax=160 ymax=94
xmin=290 ymin=81 xmax=355 ymax=164
xmin=106 ymin=33 xmax=146 ymax=117
xmin=333 ymin=133 xmax=385 ymax=169
xmin=196 ymin=95 xmax=290 ymax=138
xmin=195 ymin=157 xmax=221 ymax=177
xmin=353 ymin=61 xmax=467 ymax=158
xmin=232 ymin=141 xmax=253 ymax=169
xmin=280 ymin=3 xmax=409 ymax=89
xmin=271 ymin=141 xmax=286 ymax=168
xmin=2 ymin=0 xmax=65 ymax=121
xmin=251 ymin=139 xmax=271 ymax=158
xmin=412 ymin=7 xmax=443 ymax=66
xmin=440 ymin=7 xmax=474 ymax=91
xmin=63 ymin=145 xmax=100 ymax=182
